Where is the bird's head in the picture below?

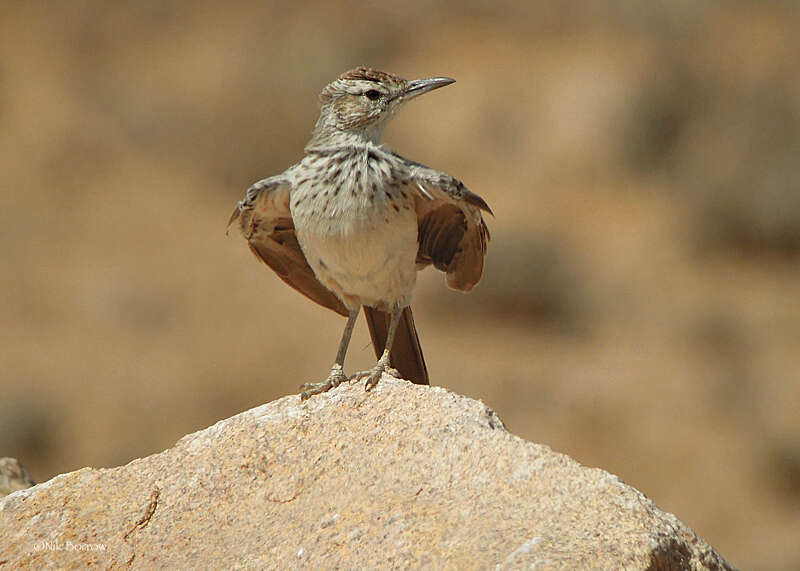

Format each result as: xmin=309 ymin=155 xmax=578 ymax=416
xmin=307 ymin=67 xmax=455 ymax=149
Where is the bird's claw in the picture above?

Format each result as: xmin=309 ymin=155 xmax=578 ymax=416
xmin=350 ymin=358 xmax=393 ymax=392
xmin=300 ymin=366 xmax=349 ymax=400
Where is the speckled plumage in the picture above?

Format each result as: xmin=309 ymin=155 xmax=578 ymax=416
xmin=229 ymin=67 xmax=491 ymax=397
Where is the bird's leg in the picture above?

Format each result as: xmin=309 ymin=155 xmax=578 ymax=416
xmin=300 ymin=308 xmax=360 ymax=400
xmin=352 ymin=308 xmax=403 ymax=391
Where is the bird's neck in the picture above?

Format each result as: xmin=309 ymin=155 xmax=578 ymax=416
xmin=305 ymin=117 xmax=386 ymax=152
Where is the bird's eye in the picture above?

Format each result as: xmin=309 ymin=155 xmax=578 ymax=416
xmin=364 ymin=89 xmax=381 ymax=101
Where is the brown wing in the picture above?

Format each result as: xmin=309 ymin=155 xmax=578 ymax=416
xmin=228 ymin=175 xmax=348 ymax=316
xmin=409 ymin=164 xmax=491 ymax=292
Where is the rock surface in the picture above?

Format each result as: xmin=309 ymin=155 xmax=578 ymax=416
xmin=0 ymin=458 xmax=35 ymax=498
xmin=0 ymin=376 xmax=732 ymax=569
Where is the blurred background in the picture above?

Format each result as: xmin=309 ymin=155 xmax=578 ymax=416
xmin=1 ymin=1 xmax=799 ymax=568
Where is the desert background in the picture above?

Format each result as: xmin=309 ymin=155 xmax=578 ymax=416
xmin=2 ymin=2 xmax=799 ymax=568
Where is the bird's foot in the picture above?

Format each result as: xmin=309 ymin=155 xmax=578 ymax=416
xmin=300 ymin=365 xmax=349 ymax=400
xmin=351 ymin=356 xmax=394 ymax=392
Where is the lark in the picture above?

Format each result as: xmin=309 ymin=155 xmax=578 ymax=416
xmin=229 ymin=67 xmax=491 ymax=399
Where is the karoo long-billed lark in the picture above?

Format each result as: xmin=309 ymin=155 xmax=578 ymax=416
xmin=229 ymin=67 xmax=491 ymax=399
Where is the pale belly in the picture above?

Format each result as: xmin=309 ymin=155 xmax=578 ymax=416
xmin=292 ymin=194 xmax=419 ymax=311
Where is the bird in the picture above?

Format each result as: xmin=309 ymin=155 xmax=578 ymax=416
xmin=228 ymin=67 xmax=491 ymax=399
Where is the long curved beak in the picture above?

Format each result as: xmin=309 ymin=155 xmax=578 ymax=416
xmin=403 ymin=76 xmax=456 ymax=101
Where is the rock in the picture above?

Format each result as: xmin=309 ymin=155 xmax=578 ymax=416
xmin=0 ymin=376 xmax=732 ymax=569
xmin=0 ymin=458 xmax=35 ymax=497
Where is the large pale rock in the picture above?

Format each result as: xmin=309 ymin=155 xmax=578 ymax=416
xmin=0 ymin=376 xmax=732 ymax=569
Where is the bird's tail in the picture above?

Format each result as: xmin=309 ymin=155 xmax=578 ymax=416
xmin=363 ymin=306 xmax=429 ymax=385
